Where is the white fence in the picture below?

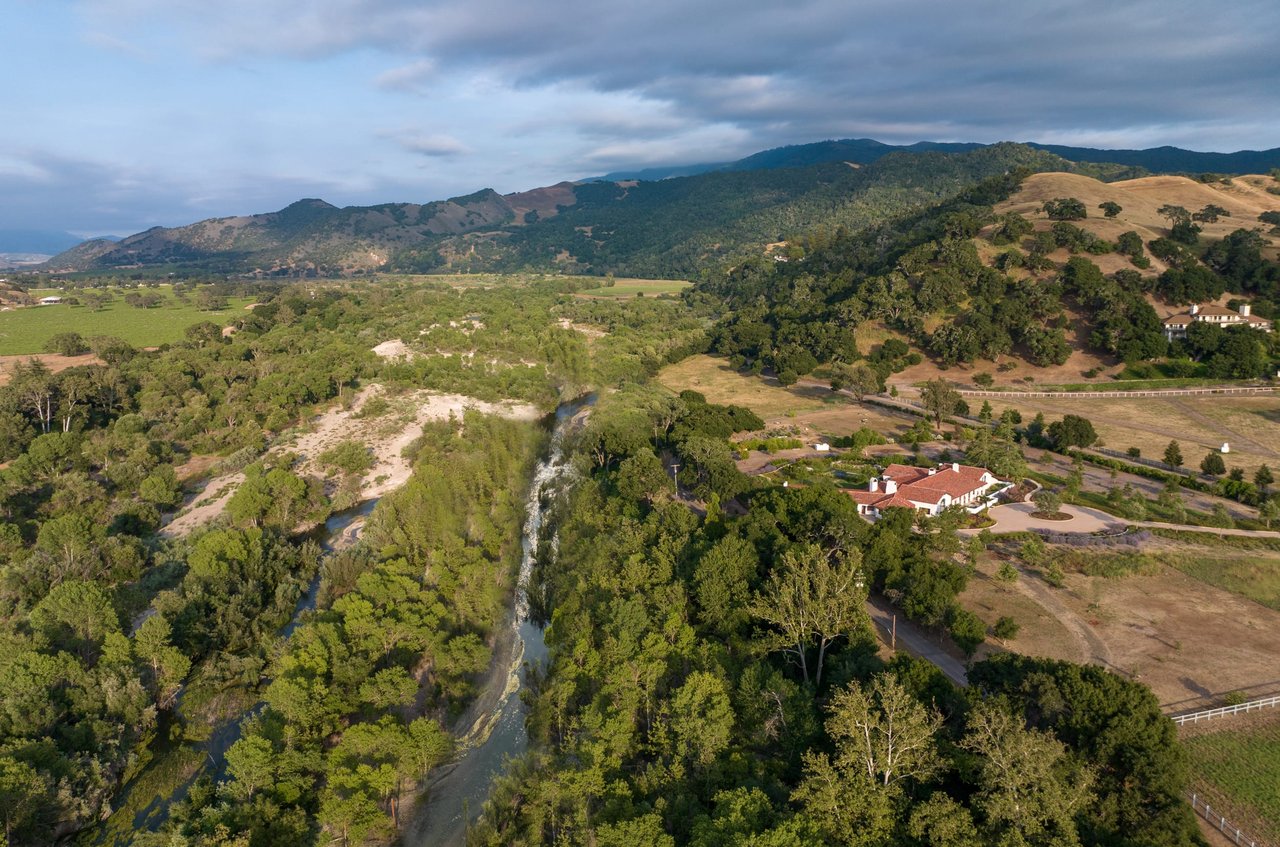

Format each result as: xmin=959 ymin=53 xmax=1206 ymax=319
xmin=959 ymin=386 xmax=1277 ymax=399
xmin=1188 ymin=792 xmax=1260 ymax=847
xmin=1171 ymin=694 xmax=1280 ymax=726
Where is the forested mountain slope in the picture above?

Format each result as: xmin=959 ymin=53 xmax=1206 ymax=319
xmin=48 ymin=145 xmax=1087 ymax=279
xmin=701 ymin=166 xmax=1280 ymax=385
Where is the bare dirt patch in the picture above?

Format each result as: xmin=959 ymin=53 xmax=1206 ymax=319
xmin=556 ymin=317 xmax=607 ymax=339
xmin=372 ymin=338 xmax=421 ymax=361
xmin=0 ymin=352 xmax=104 ymax=385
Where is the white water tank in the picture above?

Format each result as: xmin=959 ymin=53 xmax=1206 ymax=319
xmin=1221 ymin=442 xmax=1230 ymax=454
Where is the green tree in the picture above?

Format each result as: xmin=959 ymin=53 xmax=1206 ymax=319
xmin=906 ymin=794 xmax=980 ymax=847
xmin=1260 ymin=496 xmax=1280 ymax=529
xmin=920 ymin=378 xmax=962 ymax=429
xmin=133 ymin=614 xmax=191 ymax=708
xmin=961 ymin=702 xmax=1094 ymax=844
xmin=829 ymin=362 xmax=882 ymax=400
xmin=1163 ymin=440 xmax=1183 ymax=468
xmin=0 ymin=756 xmax=47 ymax=845
xmin=825 ymin=673 xmax=942 ymax=788
xmin=665 ymin=671 xmax=734 ymax=769
xmin=1254 ymin=464 xmax=1273 ymax=491
xmin=1042 ymin=198 xmax=1087 ymax=220
xmin=751 ymin=544 xmax=868 ymax=686
xmin=224 ymin=736 xmax=277 ymax=801
xmin=1200 ymin=451 xmax=1226 ymax=476
xmin=1046 ymin=415 xmax=1097 ymax=449
xmin=1097 ymin=201 xmax=1122 ymax=218
xmin=1192 ymin=204 xmax=1229 ymax=223
xmin=43 ymin=332 xmax=88 ymax=356
xmin=947 ymin=606 xmax=987 ymax=657
xmin=184 ymin=321 xmax=223 ymax=347
xmin=29 ymin=578 xmax=120 ymax=659
xmin=1032 ymin=489 xmax=1062 ymax=516
xmin=1158 ymin=204 xmax=1191 ymax=226
xmin=993 ymin=616 xmax=1020 ymax=640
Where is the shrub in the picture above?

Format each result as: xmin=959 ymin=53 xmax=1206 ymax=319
xmin=44 ymin=332 xmax=89 ymax=356
xmin=946 ymin=605 xmax=987 ymax=657
xmin=1044 ymin=560 xmax=1066 ymax=588
xmin=993 ymin=616 xmax=1020 ymax=640
xmin=318 ymin=440 xmax=374 ymax=476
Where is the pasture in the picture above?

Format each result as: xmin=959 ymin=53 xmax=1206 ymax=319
xmin=982 ymin=393 xmax=1280 ymax=476
xmin=1182 ymin=709 xmax=1280 ymax=844
xmin=956 ymin=539 xmax=1280 ymax=711
xmin=0 ymin=287 xmax=256 ymax=354
xmin=576 ymin=277 xmax=691 ymax=298
xmin=657 ymin=354 xmax=914 ymax=442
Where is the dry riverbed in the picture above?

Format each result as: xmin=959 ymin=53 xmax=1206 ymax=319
xmin=162 ymin=385 xmax=540 ymax=537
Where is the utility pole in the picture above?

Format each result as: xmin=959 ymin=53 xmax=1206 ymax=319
xmin=891 ymin=614 xmax=897 ymax=652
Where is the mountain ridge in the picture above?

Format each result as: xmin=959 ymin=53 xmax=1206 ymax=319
xmin=42 ymin=138 xmax=1280 ymax=277
xmin=582 ymin=138 xmax=1280 ymax=183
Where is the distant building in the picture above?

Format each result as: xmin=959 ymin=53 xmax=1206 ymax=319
xmin=1163 ymin=303 xmax=1271 ymax=341
xmin=814 ymin=442 xmax=831 ymax=452
xmin=38 ymin=296 xmax=62 ymax=305
xmin=847 ymin=462 xmax=1008 ymax=519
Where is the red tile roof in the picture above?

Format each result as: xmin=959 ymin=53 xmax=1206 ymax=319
xmin=852 ymin=462 xmax=997 ymax=510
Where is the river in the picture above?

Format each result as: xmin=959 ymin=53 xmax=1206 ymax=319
xmin=116 ymin=498 xmax=380 ymax=839
xmin=402 ymin=396 xmax=586 ymax=847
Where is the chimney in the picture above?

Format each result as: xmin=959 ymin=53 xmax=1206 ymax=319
xmin=952 ymin=462 xmax=960 ymax=472
xmin=928 ymin=467 xmax=936 ymax=475
xmin=883 ymin=477 xmax=898 ymax=495
xmin=869 ymin=478 xmax=879 ymax=493
xmin=1190 ymin=304 xmax=1200 ymax=315
xmin=1240 ymin=303 xmax=1252 ymax=317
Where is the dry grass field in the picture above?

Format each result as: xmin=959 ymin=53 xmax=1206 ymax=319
xmin=658 ymin=354 xmax=915 ymax=440
xmin=960 ymin=542 xmax=1280 ymax=710
xmin=979 ymin=394 xmax=1280 ymax=476
xmin=995 ymin=171 xmax=1280 ymax=269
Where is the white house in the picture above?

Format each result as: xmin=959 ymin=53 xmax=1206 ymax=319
xmin=847 ymin=462 xmax=1007 ymax=519
xmin=39 ymin=296 xmax=63 ymax=305
xmin=1163 ymin=303 xmax=1271 ymax=341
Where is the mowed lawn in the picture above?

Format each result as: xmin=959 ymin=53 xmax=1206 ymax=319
xmin=1182 ymin=712 xmax=1280 ymax=844
xmin=0 ymin=291 xmax=257 ymax=354
xmin=577 ymin=277 xmax=691 ymax=298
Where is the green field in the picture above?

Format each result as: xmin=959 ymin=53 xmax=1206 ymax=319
xmin=0 ymin=288 xmax=257 ymax=354
xmin=1183 ymin=714 xmax=1280 ymax=843
xmin=578 ymin=277 xmax=691 ymax=298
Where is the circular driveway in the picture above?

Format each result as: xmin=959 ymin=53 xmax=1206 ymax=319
xmin=973 ymin=502 xmax=1125 ymax=535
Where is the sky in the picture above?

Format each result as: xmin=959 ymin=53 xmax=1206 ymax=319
xmin=4 ymin=0 xmax=1279 ymax=237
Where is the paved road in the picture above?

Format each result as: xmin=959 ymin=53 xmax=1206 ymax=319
xmin=865 ymin=595 xmax=969 ymax=687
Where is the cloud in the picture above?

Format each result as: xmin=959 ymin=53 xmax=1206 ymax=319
xmin=76 ymin=0 xmax=1280 ymax=155
xmin=387 ymin=132 xmax=470 ymax=158
xmin=375 ymin=58 xmax=437 ymax=92
xmin=10 ymin=0 xmax=1275 ymax=236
